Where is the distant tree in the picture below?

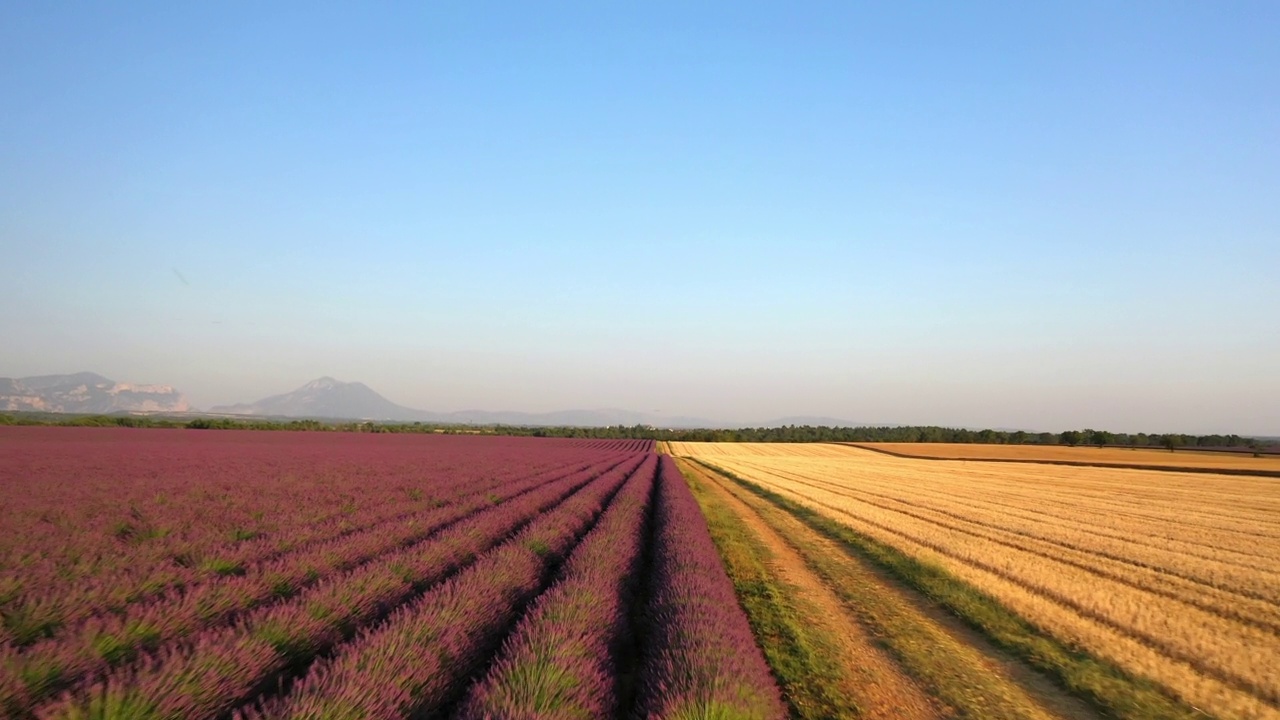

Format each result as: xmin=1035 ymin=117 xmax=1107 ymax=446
xmin=1060 ymin=430 xmax=1083 ymax=447
xmin=1089 ymin=430 xmax=1115 ymax=448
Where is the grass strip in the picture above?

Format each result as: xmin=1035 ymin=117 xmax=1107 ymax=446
xmin=689 ymin=460 xmax=1043 ymax=720
xmin=695 ymin=459 xmax=1208 ymax=720
xmin=683 ymin=467 xmax=863 ymax=720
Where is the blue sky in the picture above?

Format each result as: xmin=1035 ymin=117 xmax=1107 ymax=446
xmin=2 ymin=2 xmax=1277 ymax=433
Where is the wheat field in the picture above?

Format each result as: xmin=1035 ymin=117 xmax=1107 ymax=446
xmin=667 ymin=442 xmax=1280 ymax=720
xmin=855 ymin=442 xmax=1280 ymax=473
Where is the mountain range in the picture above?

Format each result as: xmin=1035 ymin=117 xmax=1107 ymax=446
xmin=0 ymin=372 xmax=190 ymax=414
xmin=2 ymin=373 xmax=859 ymax=428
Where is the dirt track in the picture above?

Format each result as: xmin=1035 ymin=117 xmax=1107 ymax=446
xmin=680 ymin=458 xmax=1102 ymax=720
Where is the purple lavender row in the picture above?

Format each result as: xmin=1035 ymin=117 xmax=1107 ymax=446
xmin=28 ymin=455 xmax=648 ymax=720
xmin=0 ymin=455 xmax=632 ymax=714
xmin=567 ymin=439 xmax=655 ymax=453
xmin=635 ymin=456 xmax=785 ymax=720
xmin=454 ymin=454 xmax=657 ymax=720
xmin=239 ymin=456 xmax=653 ymax=720
xmin=7 ymin=454 xmax=604 ymax=650
xmin=0 ymin=454 xmax=581 ymax=647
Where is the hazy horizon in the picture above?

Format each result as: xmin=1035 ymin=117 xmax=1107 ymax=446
xmin=3 ymin=3 xmax=1278 ymax=436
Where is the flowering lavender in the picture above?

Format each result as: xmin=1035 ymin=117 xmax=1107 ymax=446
xmin=454 ymin=455 xmax=658 ymax=720
xmin=5 ymin=454 xmax=629 ymax=713
xmin=240 ymin=456 xmax=646 ymax=719
xmin=9 ymin=431 xmax=648 ymax=720
xmin=635 ymin=456 xmax=786 ymax=720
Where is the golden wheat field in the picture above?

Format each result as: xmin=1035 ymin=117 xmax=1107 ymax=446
xmin=667 ymin=442 xmax=1280 ymax=720
xmin=855 ymin=442 xmax=1280 ymax=473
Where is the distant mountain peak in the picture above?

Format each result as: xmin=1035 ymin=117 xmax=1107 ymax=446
xmin=209 ymin=377 xmax=421 ymax=421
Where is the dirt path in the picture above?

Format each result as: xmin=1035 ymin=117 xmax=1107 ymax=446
xmin=681 ymin=459 xmax=1103 ymax=720
xmin=684 ymin=458 xmax=944 ymax=720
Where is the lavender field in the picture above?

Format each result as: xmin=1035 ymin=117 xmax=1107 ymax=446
xmin=0 ymin=428 xmax=781 ymax=719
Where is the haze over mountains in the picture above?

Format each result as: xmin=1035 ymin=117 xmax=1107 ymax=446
xmin=0 ymin=373 xmax=190 ymax=414
xmin=4 ymin=373 xmax=840 ymax=428
xmin=210 ymin=377 xmax=730 ymax=428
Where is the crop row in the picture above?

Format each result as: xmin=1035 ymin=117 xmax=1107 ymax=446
xmin=2 ymin=455 xmax=612 ymax=649
xmin=244 ymin=456 xmax=656 ymax=719
xmin=784 ymin=468 xmax=1280 ymax=630
xmin=1 ymin=454 xmax=634 ymax=713
xmin=702 ymin=450 xmax=1278 ymax=720
xmin=636 ymin=456 xmax=785 ymax=720
xmin=1 ymin=433 xmax=629 ymax=641
xmin=454 ymin=450 xmax=658 ymax=719
xmin=3 ymin=431 xmax=783 ymax=720
xmin=7 ymin=454 xmax=648 ymax=718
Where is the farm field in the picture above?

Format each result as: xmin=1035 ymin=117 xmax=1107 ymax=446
xmin=0 ymin=428 xmax=781 ymax=720
xmin=851 ymin=442 xmax=1280 ymax=474
xmin=668 ymin=442 xmax=1280 ymax=720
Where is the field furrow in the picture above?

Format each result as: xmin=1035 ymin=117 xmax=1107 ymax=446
xmin=1 ymin=455 xmax=633 ymax=712
xmin=27 ymin=454 xmax=647 ymax=719
xmin=634 ymin=456 xmax=786 ymax=720
xmin=241 ymin=455 xmax=645 ymax=719
xmin=454 ymin=455 xmax=657 ymax=720
xmin=769 ymin=468 xmax=1280 ymax=626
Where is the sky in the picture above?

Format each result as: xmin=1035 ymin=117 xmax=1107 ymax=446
xmin=2 ymin=2 xmax=1278 ymax=435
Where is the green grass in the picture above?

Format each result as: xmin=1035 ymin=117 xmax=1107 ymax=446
xmin=695 ymin=459 xmax=1206 ymax=720
xmin=199 ymin=558 xmax=245 ymax=577
xmin=683 ymin=467 xmax=863 ymax=720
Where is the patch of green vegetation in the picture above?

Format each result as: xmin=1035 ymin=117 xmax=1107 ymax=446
xmin=200 ymin=558 xmax=245 ymax=577
xmin=56 ymin=689 xmax=161 ymax=720
xmin=228 ymin=527 xmax=262 ymax=542
xmin=17 ymin=654 xmax=65 ymax=702
xmin=264 ymin=574 xmax=296 ymax=599
xmin=111 ymin=518 xmax=169 ymax=544
xmin=525 ymin=538 xmax=552 ymax=557
xmin=494 ymin=653 xmax=586 ymax=717
xmin=0 ymin=577 xmax=22 ymax=606
xmin=91 ymin=621 xmax=160 ymax=665
xmin=668 ymin=699 xmax=776 ymax=720
xmin=700 ymin=460 xmax=1203 ymax=720
xmin=2 ymin=601 xmax=63 ymax=645
xmin=252 ymin=619 xmax=312 ymax=661
xmin=683 ymin=469 xmax=863 ymax=720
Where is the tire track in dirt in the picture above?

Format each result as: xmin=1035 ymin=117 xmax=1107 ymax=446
xmin=682 ymin=459 xmax=1103 ymax=720
xmin=683 ymin=459 xmax=943 ymax=720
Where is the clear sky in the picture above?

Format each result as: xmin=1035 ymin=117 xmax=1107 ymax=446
xmin=2 ymin=2 xmax=1277 ymax=434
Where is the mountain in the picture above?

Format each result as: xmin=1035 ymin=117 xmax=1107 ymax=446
xmin=209 ymin=377 xmax=424 ymax=421
xmin=209 ymin=378 xmax=724 ymax=427
xmin=0 ymin=373 xmax=190 ymax=414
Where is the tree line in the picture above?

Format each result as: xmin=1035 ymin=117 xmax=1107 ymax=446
xmin=0 ymin=413 xmax=1272 ymax=452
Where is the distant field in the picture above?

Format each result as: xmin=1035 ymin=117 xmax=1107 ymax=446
xmin=852 ymin=441 xmax=1280 ymax=474
xmin=670 ymin=441 xmax=1280 ymax=720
